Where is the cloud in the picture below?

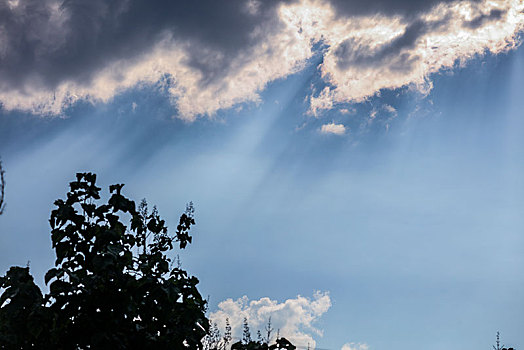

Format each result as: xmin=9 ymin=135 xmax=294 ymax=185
xmin=321 ymin=122 xmax=346 ymax=135
xmin=328 ymin=0 xmax=470 ymax=16
xmin=208 ymin=292 xmax=331 ymax=348
xmin=341 ymin=343 xmax=370 ymax=350
xmin=0 ymin=0 xmax=298 ymax=120
xmin=339 ymin=108 xmax=356 ymax=115
xmin=308 ymin=0 xmax=524 ymax=115
xmin=383 ymin=105 xmax=397 ymax=116
xmin=0 ymin=0 xmax=522 ymax=119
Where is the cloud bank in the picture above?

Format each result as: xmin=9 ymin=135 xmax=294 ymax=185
xmin=209 ymin=292 xmax=331 ymax=348
xmin=0 ymin=0 xmax=522 ymax=119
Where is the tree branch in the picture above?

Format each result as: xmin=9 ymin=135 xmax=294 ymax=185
xmin=0 ymin=159 xmax=5 ymax=215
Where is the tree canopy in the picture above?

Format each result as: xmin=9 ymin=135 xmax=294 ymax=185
xmin=0 ymin=172 xmax=298 ymax=349
xmin=0 ymin=172 xmax=208 ymax=349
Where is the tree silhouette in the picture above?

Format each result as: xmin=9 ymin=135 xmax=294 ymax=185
xmin=230 ymin=336 xmax=296 ymax=350
xmin=0 ymin=266 xmax=50 ymax=348
xmin=493 ymin=331 xmax=515 ymax=350
xmin=0 ymin=158 xmax=5 ymax=215
xmin=0 ymin=172 xmax=208 ymax=348
xmin=264 ymin=316 xmax=273 ymax=344
xmin=204 ymin=317 xmax=296 ymax=350
xmin=242 ymin=317 xmax=252 ymax=344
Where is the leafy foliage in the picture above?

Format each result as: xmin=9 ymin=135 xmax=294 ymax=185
xmin=0 ymin=172 xmax=208 ymax=349
xmin=0 ymin=267 xmax=50 ymax=348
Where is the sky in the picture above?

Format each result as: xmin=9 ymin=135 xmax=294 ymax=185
xmin=0 ymin=0 xmax=524 ymax=349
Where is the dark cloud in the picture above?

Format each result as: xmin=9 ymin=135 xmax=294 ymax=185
xmin=334 ymin=17 xmax=449 ymax=71
xmin=1 ymin=0 xmax=481 ymax=97
xmin=328 ymin=0 xmax=481 ymax=17
xmin=0 ymin=0 xmax=290 ymax=92
xmin=463 ymin=8 xmax=506 ymax=29
xmin=0 ymin=0 xmax=517 ymax=116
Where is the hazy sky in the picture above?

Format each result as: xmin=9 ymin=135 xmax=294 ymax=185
xmin=0 ymin=0 xmax=523 ymax=349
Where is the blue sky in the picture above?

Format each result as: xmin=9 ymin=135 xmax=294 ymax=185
xmin=1 ymin=1 xmax=524 ymax=349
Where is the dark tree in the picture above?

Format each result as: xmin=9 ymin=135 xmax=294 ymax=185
xmin=202 ymin=317 xmax=234 ymax=350
xmin=0 ymin=267 xmax=50 ymax=348
xmin=265 ymin=316 xmax=273 ymax=343
xmin=242 ymin=317 xmax=252 ymax=344
xmin=269 ymin=337 xmax=296 ymax=350
xmin=203 ymin=317 xmax=296 ymax=350
xmin=0 ymin=158 xmax=5 ymax=215
xmin=0 ymin=172 xmax=209 ymax=349
xmin=229 ymin=318 xmax=296 ymax=350
xmin=231 ymin=336 xmax=296 ymax=350
xmin=224 ymin=317 xmax=233 ymax=345
xmin=493 ymin=331 xmax=516 ymax=350
xmin=204 ymin=322 xmax=223 ymax=350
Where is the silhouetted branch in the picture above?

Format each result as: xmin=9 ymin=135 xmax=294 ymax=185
xmin=0 ymin=158 xmax=5 ymax=215
xmin=493 ymin=331 xmax=516 ymax=350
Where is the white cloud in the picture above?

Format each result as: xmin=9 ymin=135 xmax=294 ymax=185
xmin=342 ymin=342 xmax=370 ymax=350
xmin=321 ymin=122 xmax=346 ymax=135
xmin=340 ymin=107 xmax=356 ymax=115
xmin=308 ymin=0 xmax=524 ymax=114
xmin=209 ymin=292 xmax=331 ymax=349
xmin=369 ymin=109 xmax=378 ymax=121
xmin=0 ymin=0 xmax=522 ymax=119
xmin=383 ymin=104 xmax=397 ymax=116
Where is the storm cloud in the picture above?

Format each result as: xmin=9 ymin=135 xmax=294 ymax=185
xmin=328 ymin=0 xmax=480 ymax=17
xmin=0 ymin=0 xmax=286 ymax=88
xmin=0 ymin=0 xmax=522 ymax=118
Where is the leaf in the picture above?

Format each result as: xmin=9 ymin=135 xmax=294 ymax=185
xmin=44 ymin=268 xmax=59 ymax=284
xmin=109 ymin=183 xmax=124 ymax=194
xmin=49 ymin=280 xmax=71 ymax=295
